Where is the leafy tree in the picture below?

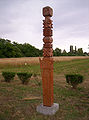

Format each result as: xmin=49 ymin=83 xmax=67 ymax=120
xmin=77 ymin=48 xmax=84 ymax=56
xmin=53 ymin=48 xmax=61 ymax=56
xmin=21 ymin=43 xmax=39 ymax=57
xmin=0 ymin=38 xmax=42 ymax=58
xmin=62 ymin=49 xmax=67 ymax=56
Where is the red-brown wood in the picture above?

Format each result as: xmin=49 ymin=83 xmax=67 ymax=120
xmin=40 ymin=6 xmax=54 ymax=107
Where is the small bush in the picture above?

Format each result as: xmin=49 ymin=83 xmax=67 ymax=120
xmin=2 ymin=72 xmax=15 ymax=82
xmin=65 ymin=74 xmax=83 ymax=89
xmin=17 ymin=72 xmax=32 ymax=84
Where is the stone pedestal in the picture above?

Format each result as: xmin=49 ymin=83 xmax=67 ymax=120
xmin=37 ymin=103 xmax=59 ymax=115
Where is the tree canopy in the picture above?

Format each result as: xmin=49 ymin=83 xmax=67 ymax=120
xmin=0 ymin=38 xmax=42 ymax=58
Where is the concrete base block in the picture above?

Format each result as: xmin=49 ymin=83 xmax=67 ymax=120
xmin=36 ymin=103 xmax=59 ymax=115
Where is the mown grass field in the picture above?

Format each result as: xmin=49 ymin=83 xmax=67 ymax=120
xmin=0 ymin=57 xmax=89 ymax=120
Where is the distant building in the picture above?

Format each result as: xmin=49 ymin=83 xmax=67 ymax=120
xmin=75 ymin=46 xmax=77 ymax=53
xmin=70 ymin=45 xmax=77 ymax=54
xmin=70 ymin=45 xmax=73 ymax=53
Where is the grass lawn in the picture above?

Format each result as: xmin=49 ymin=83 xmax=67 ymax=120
xmin=0 ymin=58 xmax=89 ymax=120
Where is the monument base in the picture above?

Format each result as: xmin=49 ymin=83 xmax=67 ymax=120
xmin=36 ymin=103 xmax=59 ymax=115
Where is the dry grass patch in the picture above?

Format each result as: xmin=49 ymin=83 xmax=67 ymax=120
xmin=0 ymin=56 xmax=89 ymax=67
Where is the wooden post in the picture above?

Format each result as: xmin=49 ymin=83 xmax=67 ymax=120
xmin=40 ymin=6 xmax=53 ymax=107
xmin=37 ymin=6 xmax=59 ymax=115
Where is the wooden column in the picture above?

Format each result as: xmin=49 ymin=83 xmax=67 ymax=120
xmin=40 ymin=6 xmax=53 ymax=107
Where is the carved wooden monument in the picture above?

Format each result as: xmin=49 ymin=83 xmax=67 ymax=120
xmin=40 ymin=6 xmax=53 ymax=107
xmin=37 ymin=6 xmax=59 ymax=115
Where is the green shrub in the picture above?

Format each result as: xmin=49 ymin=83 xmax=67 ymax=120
xmin=65 ymin=74 xmax=83 ymax=89
xmin=2 ymin=72 xmax=15 ymax=82
xmin=17 ymin=72 xmax=32 ymax=84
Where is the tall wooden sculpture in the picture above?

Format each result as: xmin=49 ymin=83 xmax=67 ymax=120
xmin=40 ymin=6 xmax=53 ymax=107
xmin=37 ymin=6 xmax=59 ymax=115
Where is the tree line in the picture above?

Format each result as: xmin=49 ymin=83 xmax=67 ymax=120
xmin=0 ymin=38 xmax=42 ymax=58
xmin=0 ymin=38 xmax=88 ymax=58
xmin=53 ymin=47 xmax=88 ymax=56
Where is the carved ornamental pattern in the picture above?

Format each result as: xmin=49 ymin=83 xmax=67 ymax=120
xmin=43 ymin=6 xmax=53 ymax=57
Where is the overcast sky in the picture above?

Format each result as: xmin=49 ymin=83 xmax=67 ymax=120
xmin=0 ymin=0 xmax=89 ymax=52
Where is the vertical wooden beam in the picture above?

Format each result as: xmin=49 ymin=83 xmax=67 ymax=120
xmin=40 ymin=6 xmax=54 ymax=107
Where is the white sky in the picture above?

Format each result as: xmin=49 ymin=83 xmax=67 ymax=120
xmin=0 ymin=0 xmax=89 ymax=52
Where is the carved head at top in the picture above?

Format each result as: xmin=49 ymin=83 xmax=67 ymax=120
xmin=43 ymin=6 xmax=53 ymax=17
